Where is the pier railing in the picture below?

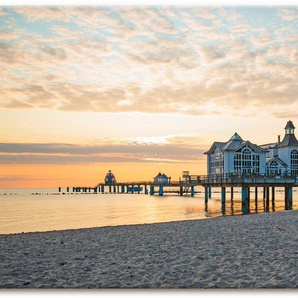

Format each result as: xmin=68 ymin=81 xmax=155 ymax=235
xmin=196 ymin=173 xmax=298 ymax=186
xmin=93 ymin=174 xmax=298 ymax=188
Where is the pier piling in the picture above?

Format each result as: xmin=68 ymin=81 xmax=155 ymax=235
xmin=241 ymin=186 xmax=249 ymax=215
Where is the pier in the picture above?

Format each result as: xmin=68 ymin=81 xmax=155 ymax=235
xmin=60 ymin=173 xmax=298 ymax=215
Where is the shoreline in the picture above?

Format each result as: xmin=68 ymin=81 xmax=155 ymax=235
xmin=0 ymin=210 xmax=298 ymax=288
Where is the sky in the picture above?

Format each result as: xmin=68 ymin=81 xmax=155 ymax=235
xmin=0 ymin=2 xmax=297 ymax=188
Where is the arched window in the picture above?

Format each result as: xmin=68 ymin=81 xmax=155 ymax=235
xmin=234 ymin=146 xmax=260 ymax=174
xmin=242 ymin=148 xmax=252 ymax=173
xmin=290 ymin=149 xmax=298 ymax=176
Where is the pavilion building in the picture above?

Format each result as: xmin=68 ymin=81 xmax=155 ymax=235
xmin=153 ymin=172 xmax=170 ymax=185
xmin=204 ymin=120 xmax=298 ymax=177
xmin=204 ymin=133 xmax=267 ymax=175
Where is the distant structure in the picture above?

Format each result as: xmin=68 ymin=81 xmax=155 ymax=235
xmin=205 ymin=120 xmax=298 ymax=177
xmin=153 ymin=172 xmax=170 ymax=185
xmin=104 ymin=170 xmax=117 ymax=185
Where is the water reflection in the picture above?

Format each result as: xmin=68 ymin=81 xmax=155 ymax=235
xmin=221 ymin=202 xmax=226 ymax=216
xmin=231 ymin=198 xmax=234 ymax=216
xmin=0 ymin=187 xmax=297 ymax=234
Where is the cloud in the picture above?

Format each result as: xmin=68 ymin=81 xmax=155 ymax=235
xmin=0 ymin=135 xmax=205 ymax=164
xmin=0 ymin=6 xmax=297 ymax=118
xmin=13 ymin=6 xmax=71 ymax=23
xmin=277 ymin=8 xmax=298 ymax=21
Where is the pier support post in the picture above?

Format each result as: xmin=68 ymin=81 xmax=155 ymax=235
xmin=289 ymin=186 xmax=293 ymax=210
xmin=208 ymin=186 xmax=212 ymax=198
xmin=272 ymin=187 xmax=275 ymax=211
xmin=113 ymin=186 xmax=116 ymax=193
xmin=191 ymin=186 xmax=195 ymax=197
xmin=94 ymin=187 xmax=97 ymax=193
xmin=131 ymin=185 xmax=134 ymax=194
xmin=150 ymin=186 xmax=154 ymax=196
xmin=101 ymin=185 xmax=104 ymax=193
xmin=263 ymin=187 xmax=266 ymax=199
xmin=285 ymin=186 xmax=293 ymax=210
xmin=180 ymin=186 xmax=183 ymax=196
xmin=221 ymin=187 xmax=226 ymax=214
xmin=231 ymin=187 xmax=234 ymax=199
xmin=159 ymin=185 xmax=163 ymax=196
xmin=58 ymin=187 xmax=61 ymax=193
xmin=138 ymin=185 xmax=141 ymax=194
xmin=241 ymin=186 xmax=249 ymax=215
xmin=121 ymin=185 xmax=125 ymax=193
xmin=67 ymin=187 xmax=69 ymax=193
xmin=247 ymin=187 xmax=250 ymax=213
xmin=145 ymin=186 xmax=148 ymax=195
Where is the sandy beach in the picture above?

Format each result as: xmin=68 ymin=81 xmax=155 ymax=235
xmin=0 ymin=211 xmax=298 ymax=289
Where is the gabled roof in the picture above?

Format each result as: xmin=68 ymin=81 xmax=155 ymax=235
xmin=259 ymin=142 xmax=278 ymax=149
xmin=154 ymin=172 xmax=168 ymax=179
xmin=234 ymin=140 xmax=268 ymax=153
xmin=222 ymin=139 xmax=243 ymax=151
xmin=229 ymin=132 xmax=243 ymax=141
xmin=204 ymin=142 xmax=225 ymax=155
xmin=204 ymin=133 xmax=268 ymax=155
xmin=266 ymin=156 xmax=288 ymax=167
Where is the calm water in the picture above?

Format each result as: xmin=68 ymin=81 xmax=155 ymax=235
xmin=0 ymin=187 xmax=297 ymax=234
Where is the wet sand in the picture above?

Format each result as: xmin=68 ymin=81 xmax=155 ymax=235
xmin=0 ymin=211 xmax=298 ymax=288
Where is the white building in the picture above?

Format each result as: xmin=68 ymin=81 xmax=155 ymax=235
xmin=204 ymin=133 xmax=267 ymax=175
xmin=205 ymin=120 xmax=298 ymax=177
xmin=261 ymin=120 xmax=298 ymax=176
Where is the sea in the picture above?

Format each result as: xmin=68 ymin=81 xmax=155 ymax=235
xmin=0 ymin=187 xmax=297 ymax=235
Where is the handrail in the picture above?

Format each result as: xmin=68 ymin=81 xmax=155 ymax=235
xmin=93 ymin=173 xmax=298 ymax=188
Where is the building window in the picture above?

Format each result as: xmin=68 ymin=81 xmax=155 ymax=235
xmin=290 ymin=149 xmax=298 ymax=176
xmin=234 ymin=146 xmax=260 ymax=174
xmin=209 ymin=147 xmax=223 ymax=175
xmin=266 ymin=160 xmax=280 ymax=175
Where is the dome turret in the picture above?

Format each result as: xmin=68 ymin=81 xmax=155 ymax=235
xmin=278 ymin=120 xmax=298 ymax=148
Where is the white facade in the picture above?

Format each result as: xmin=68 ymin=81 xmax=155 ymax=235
xmin=261 ymin=121 xmax=298 ymax=176
xmin=205 ymin=120 xmax=298 ymax=177
xmin=205 ymin=133 xmax=267 ymax=175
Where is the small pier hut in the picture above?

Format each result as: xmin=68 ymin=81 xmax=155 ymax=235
xmin=104 ymin=170 xmax=117 ymax=185
xmin=153 ymin=172 xmax=170 ymax=185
